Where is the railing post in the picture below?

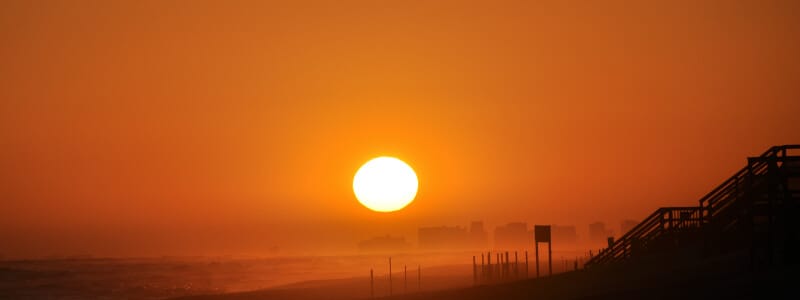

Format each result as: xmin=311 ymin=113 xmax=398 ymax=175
xmin=669 ymin=209 xmax=674 ymax=231
xmin=701 ymin=199 xmax=707 ymax=224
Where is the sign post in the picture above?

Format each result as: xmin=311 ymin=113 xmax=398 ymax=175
xmin=534 ymin=225 xmax=553 ymax=276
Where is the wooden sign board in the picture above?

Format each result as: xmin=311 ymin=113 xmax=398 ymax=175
xmin=534 ymin=225 xmax=551 ymax=243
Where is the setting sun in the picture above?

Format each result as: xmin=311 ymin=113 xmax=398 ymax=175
xmin=353 ymin=157 xmax=419 ymax=212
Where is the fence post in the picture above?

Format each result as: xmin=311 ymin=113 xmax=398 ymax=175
xmin=418 ymin=265 xmax=421 ymax=290
xmin=535 ymin=243 xmax=540 ymax=278
xmin=404 ymin=265 xmax=407 ymax=294
xmin=370 ymin=268 xmax=374 ymax=299
xmin=472 ymin=256 xmax=477 ymax=286
xmin=525 ymin=251 xmax=529 ymax=278
xmin=548 ymin=242 xmax=552 ymax=276
xmin=481 ymin=253 xmax=485 ymax=282
xmin=496 ymin=253 xmax=501 ymax=279
xmin=504 ymin=251 xmax=509 ymax=280
xmin=487 ymin=251 xmax=492 ymax=281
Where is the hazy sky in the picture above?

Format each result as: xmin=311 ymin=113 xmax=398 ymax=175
xmin=2 ymin=0 xmax=799 ymax=258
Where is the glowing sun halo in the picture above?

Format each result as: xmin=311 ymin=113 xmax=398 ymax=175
xmin=353 ymin=157 xmax=419 ymax=212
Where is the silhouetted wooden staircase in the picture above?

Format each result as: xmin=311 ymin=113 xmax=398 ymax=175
xmin=585 ymin=145 xmax=800 ymax=269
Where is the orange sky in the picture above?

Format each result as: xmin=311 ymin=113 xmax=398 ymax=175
xmin=1 ymin=0 xmax=800 ymax=259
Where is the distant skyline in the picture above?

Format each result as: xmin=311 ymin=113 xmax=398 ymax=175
xmin=2 ymin=0 xmax=800 ymax=259
xmin=359 ymin=221 xmax=589 ymax=253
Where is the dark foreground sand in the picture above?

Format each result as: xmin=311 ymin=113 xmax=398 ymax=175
xmin=171 ymin=263 xmax=477 ymax=300
xmin=172 ymin=255 xmax=794 ymax=300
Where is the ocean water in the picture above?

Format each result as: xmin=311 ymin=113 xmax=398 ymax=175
xmin=0 ymin=252 xmax=475 ymax=300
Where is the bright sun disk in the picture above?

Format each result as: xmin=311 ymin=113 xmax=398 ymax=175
xmin=353 ymin=157 xmax=418 ymax=212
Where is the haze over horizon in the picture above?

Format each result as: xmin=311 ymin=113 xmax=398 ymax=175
xmin=2 ymin=0 xmax=800 ymax=259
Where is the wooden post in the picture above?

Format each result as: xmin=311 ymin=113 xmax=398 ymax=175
xmin=504 ymin=251 xmax=509 ymax=279
xmin=472 ymin=256 xmax=477 ymax=286
xmin=389 ymin=257 xmax=392 ymax=296
xmin=548 ymin=242 xmax=552 ymax=276
xmin=404 ymin=265 xmax=407 ymax=294
xmin=500 ymin=252 xmax=505 ymax=279
xmin=514 ymin=251 xmax=519 ymax=279
xmin=525 ymin=250 xmax=529 ymax=278
xmin=481 ymin=253 xmax=485 ymax=282
xmin=535 ymin=243 xmax=540 ymax=278
xmin=496 ymin=253 xmax=500 ymax=278
xmin=487 ymin=251 xmax=492 ymax=280
xmin=370 ymin=268 xmax=374 ymax=299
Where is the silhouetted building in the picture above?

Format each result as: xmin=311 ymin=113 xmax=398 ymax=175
xmin=358 ymin=235 xmax=410 ymax=252
xmin=418 ymin=222 xmax=488 ymax=250
xmin=620 ymin=219 xmax=638 ymax=236
xmin=494 ymin=222 xmax=532 ymax=249
xmin=469 ymin=221 xmax=489 ymax=248
xmin=589 ymin=222 xmax=613 ymax=244
xmin=551 ymin=225 xmax=578 ymax=249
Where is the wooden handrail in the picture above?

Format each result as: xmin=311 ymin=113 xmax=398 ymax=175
xmin=584 ymin=145 xmax=800 ymax=268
